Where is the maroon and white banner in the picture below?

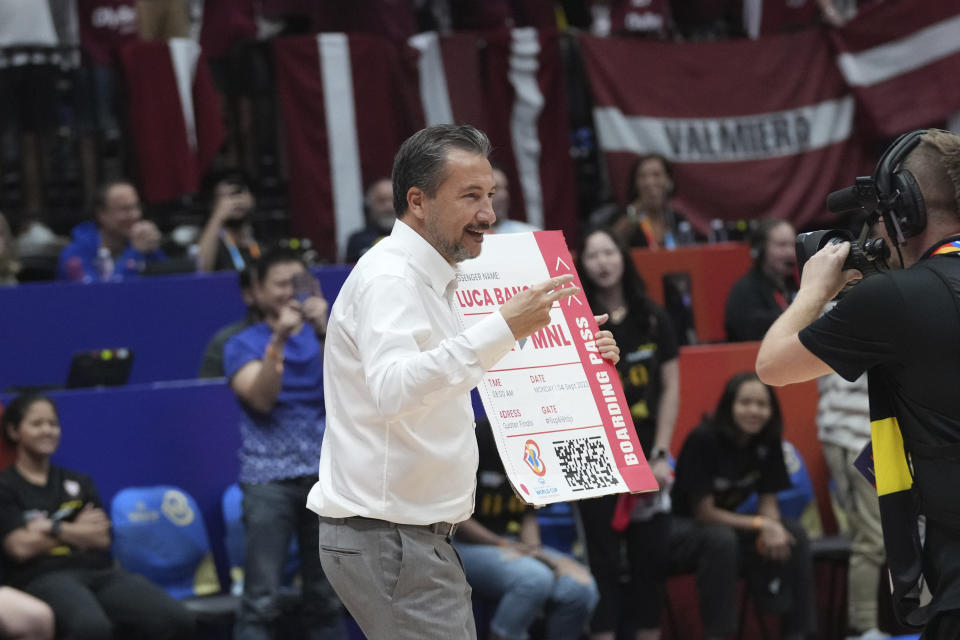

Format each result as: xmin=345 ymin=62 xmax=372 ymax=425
xmin=120 ymin=39 xmax=225 ymax=203
xmin=830 ymin=0 xmax=960 ymax=137
xmin=456 ymin=231 xmax=656 ymax=505
xmin=580 ymin=29 xmax=870 ymax=234
xmin=274 ymin=29 xmax=579 ymax=263
xmin=274 ymin=33 xmax=422 ymax=262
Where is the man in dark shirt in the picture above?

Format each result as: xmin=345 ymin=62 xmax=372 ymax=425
xmin=344 ymin=178 xmax=394 ymax=263
xmin=757 ymin=129 xmax=960 ymax=637
xmin=725 ymin=219 xmax=797 ymax=342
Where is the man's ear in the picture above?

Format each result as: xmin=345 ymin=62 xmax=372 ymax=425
xmin=407 ymin=187 xmax=427 ymax=222
xmin=4 ymin=425 xmax=17 ymax=445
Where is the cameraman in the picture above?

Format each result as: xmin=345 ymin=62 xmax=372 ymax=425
xmin=756 ymin=129 xmax=960 ymax=638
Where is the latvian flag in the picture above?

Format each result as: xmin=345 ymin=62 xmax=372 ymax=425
xmin=579 ymin=29 xmax=870 ymax=234
xmin=830 ymin=0 xmax=960 ymax=138
xmin=120 ymin=39 xmax=225 ymax=204
xmin=273 ymin=29 xmax=578 ymax=263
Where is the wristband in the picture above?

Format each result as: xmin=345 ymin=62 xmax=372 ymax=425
xmin=752 ymin=515 xmax=765 ymax=531
xmin=50 ymin=519 xmax=62 ymax=539
xmin=264 ymin=344 xmax=284 ymax=373
xmin=649 ymin=447 xmax=668 ymax=462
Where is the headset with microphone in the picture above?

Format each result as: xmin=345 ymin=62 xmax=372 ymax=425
xmin=795 ymin=130 xmax=938 ymax=293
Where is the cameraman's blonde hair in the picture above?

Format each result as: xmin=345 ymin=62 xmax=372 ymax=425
xmin=919 ymin=130 xmax=960 ymax=217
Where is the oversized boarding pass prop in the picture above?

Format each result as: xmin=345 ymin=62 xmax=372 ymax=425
xmin=456 ymin=231 xmax=658 ymax=505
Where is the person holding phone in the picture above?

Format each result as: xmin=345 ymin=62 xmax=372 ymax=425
xmin=575 ymin=227 xmax=679 ymax=640
xmin=195 ymin=170 xmax=261 ymax=273
xmin=223 ymin=249 xmax=343 ymax=640
xmin=0 ymin=393 xmax=195 ymax=639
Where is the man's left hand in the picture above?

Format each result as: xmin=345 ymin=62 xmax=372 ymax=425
xmin=594 ymin=314 xmax=620 ymax=365
xmin=650 ymin=457 xmax=673 ymax=489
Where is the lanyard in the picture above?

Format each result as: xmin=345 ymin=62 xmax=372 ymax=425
xmin=638 ymin=216 xmax=659 ymax=250
xmin=221 ymin=231 xmax=261 ymax=270
xmin=931 ymin=239 xmax=960 ymax=256
xmin=772 ymin=289 xmax=788 ymax=311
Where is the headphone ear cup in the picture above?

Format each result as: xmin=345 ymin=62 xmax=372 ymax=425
xmin=891 ymin=169 xmax=926 ymax=236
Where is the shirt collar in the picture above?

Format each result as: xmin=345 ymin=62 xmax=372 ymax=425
xmin=391 ymin=219 xmax=457 ymax=296
xmin=920 ymin=234 xmax=960 ymax=260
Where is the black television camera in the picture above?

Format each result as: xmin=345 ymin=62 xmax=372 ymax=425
xmin=796 ymin=177 xmax=891 ymax=296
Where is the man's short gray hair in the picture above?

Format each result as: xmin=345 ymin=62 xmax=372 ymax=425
xmin=392 ymin=124 xmax=492 ymax=218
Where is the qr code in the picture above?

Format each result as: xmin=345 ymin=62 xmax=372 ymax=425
xmin=553 ymin=436 xmax=618 ymax=492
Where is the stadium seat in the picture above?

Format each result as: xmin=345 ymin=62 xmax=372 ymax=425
xmin=535 ymin=501 xmax=582 ymax=557
xmin=111 ymin=485 xmax=238 ymax=624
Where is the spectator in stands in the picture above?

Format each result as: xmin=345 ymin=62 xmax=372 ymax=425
xmin=742 ymin=0 xmax=856 ymax=38
xmin=198 ymin=265 xmax=261 ymax=378
xmin=223 ymin=249 xmax=344 ymax=640
xmin=591 ymin=0 xmax=674 ymax=39
xmin=490 ymin=167 xmax=539 ymax=234
xmin=0 ymin=212 xmax=19 ymax=285
xmin=608 ymin=154 xmax=696 ymax=250
xmin=0 ymin=0 xmax=59 ymax=217
xmin=73 ymin=0 xmax=138 ymax=185
xmin=195 ymin=170 xmax=261 ymax=273
xmin=136 ymin=0 xmax=189 ymax=41
xmin=453 ymin=418 xmax=599 ymax=640
xmin=0 ymin=586 xmax=53 ymax=640
xmin=724 ymin=219 xmax=797 ymax=342
xmin=670 ymin=372 xmax=816 ymax=640
xmin=816 ymin=366 xmax=888 ymax=640
xmin=672 ymin=1 xmax=735 ymax=41
xmin=0 ymin=393 xmax=195 ymax=639
xmin=56 ymin=180 xmax=167 ymax=282
xmin=576 ymin=227 xmax=680 ymax=640
xmin=344 ymin=178 xmax=394 ymax=263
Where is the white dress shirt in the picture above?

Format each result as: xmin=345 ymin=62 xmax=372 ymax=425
xmin=307 ymin=220 xmax=516 ymax=524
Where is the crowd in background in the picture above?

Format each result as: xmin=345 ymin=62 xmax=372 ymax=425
xmin=0 ymin=0 xmax=874 ymax=284
xmin=0 ymin=0 xmax=942 ymax=639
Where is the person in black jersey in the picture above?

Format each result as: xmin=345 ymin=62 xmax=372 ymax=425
xmin=576 ymin=227 xmax=679 ymax=640
xmin=670 ymin=372 xmax=815 ymax=640
xmin=0 ymin=394 xmax=195 ymax=640
xmin=758 ymin=129 xmax=960 ymax=638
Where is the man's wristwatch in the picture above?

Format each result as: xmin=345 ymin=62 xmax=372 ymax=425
xmin=649 ymin=447 xmax=669 ymax=462
xmin=49 ymin=519 xmax=62 ymax=539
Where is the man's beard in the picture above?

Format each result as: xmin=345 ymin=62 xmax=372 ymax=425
xmin=425 ymin=217 xmax=489 ymax=263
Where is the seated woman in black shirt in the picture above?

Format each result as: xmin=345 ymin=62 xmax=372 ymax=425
xmin=0 ymin=394 xmax=195 ymax=640
xmin=670 ymin=372 xmax=815 ymax=640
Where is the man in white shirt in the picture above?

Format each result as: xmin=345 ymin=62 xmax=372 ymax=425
xmin=307 ymin=124 xmax=619 ymax=639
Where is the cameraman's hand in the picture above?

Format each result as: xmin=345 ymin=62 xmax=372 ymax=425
xmin=500 ymin=275 xmax=578 ymax=340
xmin=800 ymin=241 xmax=862 ymax=302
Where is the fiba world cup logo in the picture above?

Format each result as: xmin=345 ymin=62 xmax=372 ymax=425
xmin=522 ymin=440 xmax=547 ymax=476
